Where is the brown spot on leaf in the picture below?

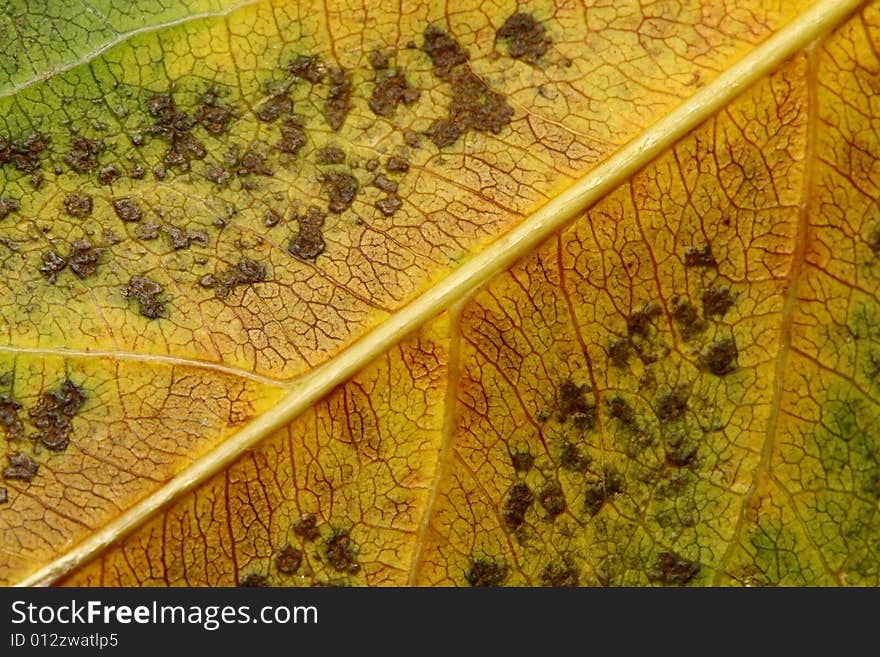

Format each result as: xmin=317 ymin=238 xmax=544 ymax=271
xmin=256 ymin=93 xmax=293 ymax=122
xmin=671 ymin=296 xmax=705 ymax=340
xmin=3 ymin=452 xmax=38 ymax=482
xmin=134 ymin=222 xmax=159 ymax=241
xmin=369 ymin=72 xmax=420 ymax=117
xmin=702 ymin=285 xmax=734 ymax=318
xmin=665 ymin=430 xmax=697 ymax=467
xmin=627 ymin=302 xmax=662 ymax=338
xmin=212 ymin=258 xmax=267 ymax=299
xmin=288 ymin=206 xmax=326 ymax=260
xmin=583 ymin=469 xmax=624 ymax=516
xmin=0 ymin=132 xmax=49 ymax=173
xmin=0 ymin=197 xmax=20 ymax=220
xmin=372 ymin=175 xmax=398 ymax=193
xmin=559 ymin=441 xmax=589 ymax=472
xmin=324 ymin=67 xmax=352 ymax=131
xmin=325 ymin=529 xmax=360 ymax=573
xmin=39 ymin=250 xmax=67 ymax=283
xmin=97 ymin=165 xmax=120 ymax=185
xmin=264 ymin=209 xmax=281 ymax=227
xmin=423 ymin=25 xmax=469 ymax=77
xmin=608 ymin=338 xmax=630 ymax=368
xmin=277 ymin=116 xmax=306 ymax=154
xmin=555 ymin=379 xmax=595 ymax=429
xmin=68 ymin=239 xmax=100 ymax=278
xmin=375 ymin=195 xmax=402 ymax=217
xmin=648 ymin=551 xmax=700 ymax=585
xmin=656 ymin=385 xmax=689 ymax=422
xmin=0 ymin=487 xmax=6 ymax=504
xmin=386 ymin=156 xmax=410 ymax=173
xmin=684 ymin=244 xmax=717 ymax=267
xmin=275 ymin=545 xmax=303 ymax=575
xmin=0 ymin=394 xmax=24 ymax=441
xmin=238 ymin=573 xmax=268 ymax=587
xmin=701 ymin=337 xmax=738 ymax=376
xmin=28 ymin=379 xmax=85 ymax=452
xmin=465 ymin=558 xmax=507 ymax=586
xmin=194 ymin=88 xmax=233 ymax=135
xmin=64 ymin=137 xmax=102 ymax=173
xmin=497 ymin=12 xmax=551 ymax=64
xmin=113 ymin=197 xmax=143 ymax=223
xmin=163 ymin=226 xmax=208 ymax=250
xmin=368 ymin=49 xmax=390 ymax=70
xmin=293 ymin=513 xmax=319 ymax=541
xmin=64 ymin=193 xmax=92 ymax=218
xmin=539 ymin=563 xmax=579 ymax=587
xmin=288 ymin=55 xmax=325 ymax=83
xmin=322 ymin=171 xmax=358 ymax=213
xmin=315 ymin=146 xmax=346 ymax=164
xmin=510 ymin=451 xmax=533 ymax=472
xmin=144 ymin=92 xmax=206 ymax=171
xmin=236 ymin=148 xmax=272 ymax=176
xmin=869 ymin=228 xmax=880 ymax=254
xmin=125 ymin=275 xmax=166 ymax=319
xmin=538 ymin=482 xmax=566 ymax=518
xmin=502 ymin=481 xmax=534 ymax=532
xmin=607 ymin=394 xmax=635 ymax=426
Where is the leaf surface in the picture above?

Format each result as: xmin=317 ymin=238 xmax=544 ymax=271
xmin=0 ymin=0 xmax=876 ymax=586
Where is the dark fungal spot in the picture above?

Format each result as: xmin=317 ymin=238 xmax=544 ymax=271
xmin=205 ymin=164 xmax=231 ymax=186
xmin=277 ymin=116 xmax=306 ymax=154
xmin=315 ymin=146 xmax=345 ymax=165
xmin=0 ymin=197 xmax=20 ymax=220
xmin=365 ymin=158 xmax=379 ymax=172
xmin=125 ymin=275 xmax=165 ymax=319
xmin=372 ymin=175 xmax=398 ymax=193
xmin=143 ymin=92 xmax=206 ymax=171
xmin=275 ymin=545 xmax=303 ymax=575
xmin=555 ymin=379 xmax=595 ymax=429
xmin=63 ymin=193 xmax=92 ymax=218
xmin=648 ymin=551 xmax=700 ymax=586
xmin=28 ymin=379 xmax=85 ymax=452
xmin=63 ymin=137 xmax=102 ymax=173
xmin=496 ymin=12 xmax=551 ymax=64
xmin=664 ymin=430 xmax=697 ymax=467
xmin=238 ymin=573 xmax=268 ymax=587
xmin=3 ymin=452 xmax=38 ymax=482
xmin=607 ymin=394 xmax=635 ymax=426
xmin=608 ymin=338 xmax=630 ymax=368
xmin=510 ymin=451 xmax=533 ymax=472
xmin=702 ymin=285 xmax=734 ymax=318
xmin=134 ymin=222 xmax=159 ymax=241
xmin=324 ymin=67 xmax=352 ymax=131
xmin=423 ymin=25 xmax=469 ymax=77
xmin=112 ymin=197 xmax=143 ymax=223
xmin=193 ymin=88 xmax=233 ymax=135
xmin=368 ymin=49 xmax=390 ymax=70
xmin=386 ymin=156 xmax=410 ymax=173
xmin=537 ymin=482 xmax=566 ymax=518
xmin=684 ymin=244 xmax=717 ymax=268
xmin=264 ymin=209 xmax=281 ymax=227
xmin=403 ymin=130 xmax=421 ymax=148
xmin=325 ymin=529 xmax=360 ymax=574
xmin=288 ymin=206 xmax=326 ymax=260
xmin=68 ymin=239 xmax=100 ymax=279
xmin=129 ymin=164 xmax=146 ymax=179
xmin=236 ymin=148 xmax=272 ymax=176
xmin=213 ymin=258 xmax=267 ymax=299
xmin=465 ymin=558 xmax=507 ymax=587
xmin=539 ymin=563 xmax=579 ymax=587
xmin=322 ymin=171 xmax=358 ymax=214
xmin=559 ymin=441 xmax=589 ymax=472
xmin=163 ymin=226 xmax=208 ymax=251
xmin=97 ymin=165 xmax=120 ymax=185
xmin=584 ymin=469 xmax=624 ymax=516
xmin=0 ymin=394 xmax=24 ymax=441
xmin=655 ymin=385 xmax=689 ymax=422
xmin=701 ymin=337 xmax=738 ymax=376
xmin=869 ymin=227 xmax=880 ymax=254
xmin=670 ymin=296 xmax=705 ymax=340
xmin=375 ymin=195 xmax=402 ymax=217
xmin=627 ymin=302 xmax=662 ymax=338
xmin=0 ymin=132 xmax=49 ymax=173
xmin=39 ymin=250 xmax=67 ymax=283
xmin=0 ymin=488 xmax=6 ymax=504
xmin=288 ymin=55 xmax=325 ymax=83
xmin=256 ymin=93 xmax=293 ymax=122
xmin=293 ymin=513 xmax=319 ymax=541
xmin=501 ymin=481 xmax=534 ymax=532
xmin=369 ymin=72 xmax=420 ymax=117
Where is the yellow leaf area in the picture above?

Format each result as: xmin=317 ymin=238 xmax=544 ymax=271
xmin=42 ymin=2 xmax=878 ymax=587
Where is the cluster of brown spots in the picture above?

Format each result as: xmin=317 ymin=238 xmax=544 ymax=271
xmin=584 ymin=469 xmax=624 ymax=516
xmin=275 ymin=545 xmax=303 ymax=575
xmin=869 ymin=228 xmax=880 ymax=254
xmin=0 ymin=132 xmax=49 ymax=174
xmin=465 ymin=558 xmax=507 ymax=586
xmin=700 ymin=337 xmax=738 ymax=375
xmin=288 ymin=206 xmax=326 ymax=260
xmin=368 ymin=49 xmax=390 ymax=70
xmin=606 ymin=394 xmax=635 ymax=426
xmin=539 ymin=563 xmax=579 ymax=587
xmin=0 ymin=394 xmax=24 ymax=441
xmin=670 ymin=296 xmax=705 ymax=340
xmin=655 ymin=385 xmax=689 ymax=422
xmin=510 ymin=450 xmax=534 ymax=472
xmin=288 ymin=55 xmax=326 ymax=83
xmin=39 ymin=239 xmax=101 ymax=283
xmin=39 ymin=251 xmax=66 ymax=283
xmin=263 ymin=209 xmax=281 ymax=228
xmin=315 ymin=146 xmax=345 ymax=164
xmin=256 ymin=93 xmax=294 ymax=122
xmin=624 ymin=302 xmax=665 ymax=363
xmin=133 ymin=222 xmax=159 ymax=241
xmin=143 ymin=93 xmax=207 ymax=171
xmin=554 ymin=379 xmax=596 ymax=429
xmin=537 ymin=481 xmax=566 ymax=518
xmin=124 ymin=275 xmax=165 ymax=319
xmin=277 ymin=116 xmax=306 ymax=155
xmin=325 ymin=529 xmax=360 ymax=574
xmin=112 ymin=197 xmax=143 ymax=223
xmin=64 ymin=137 xmax=102 ymax=173
xmin=702 ymin=285 xmax=734 ymax=318
xmin=325 ymin=67 xmax=352 ymax=131
xmin=502 ymin=481 xmax=534 ymax=532
xmin=664 ymin=430 xmax=697 ymax=467
xmin=28 ymin=379 xmax=86 ymax=452
xmin=684 ymin=244 xmax=717 ymax=268
xmin=238 ymin=573 xmax=268 ymax=587
xmin=386 ymin=156 xmax=410 ymax=173
xmin=0 ymin=197 xmax=20 ymax=220
xmin=369 ymin=72 xmax=420 ymax=118
xmin=233 ymin=147 xmax=273 ymax=177
xmin=293 ymin=513 xmax=319 ymax=540
xmin=3 ymin=452 xmax=38 ymax=482
xmin=559 ymin=441 xmax=589 ymax=472
xmin=322 ymin=171 xmax=358 ymax=214
xmin=163 ymin=226 xmax=208 ymax=250
xmin=63 ymin=193 xmax=92 ymax=218
xmin=647 ymin=551 xmax=700 ymax=585
xmin=0 ymin=487 xmax=6 ymax=504
xmin=97 ymin=165 xmax=120 ymax=185
xmin=203 ymin=257 xmax=267 ymax=299
xmin=193 ymin=88 xmax=233 ymax=135
xmin=422 ymin=26 xmax=514 ymax=147
xmin=608 ymin=338 xmax=631 ymax=368
xmin=496 ymin=13 xmax=551 ymax=64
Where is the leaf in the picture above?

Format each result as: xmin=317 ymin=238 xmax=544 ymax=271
xmin=0 ymin=0 xmax=876 ymax=587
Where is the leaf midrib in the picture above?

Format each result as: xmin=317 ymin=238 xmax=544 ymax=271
xmin=17 ymin=0 xmax=864 ymax=587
